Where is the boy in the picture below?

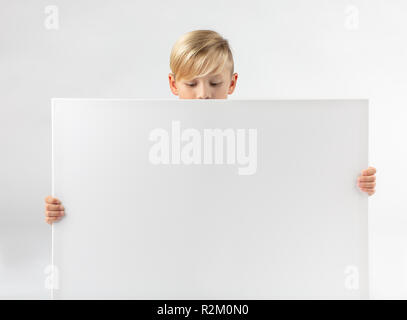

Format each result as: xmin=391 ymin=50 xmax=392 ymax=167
xmin=44 ymin=29 xmax=377 ymax=224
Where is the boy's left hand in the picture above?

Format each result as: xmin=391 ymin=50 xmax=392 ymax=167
xmin=357 ymin=166 xmax=376 ymax=196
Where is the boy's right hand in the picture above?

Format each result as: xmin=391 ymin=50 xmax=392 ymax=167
xmin=45 ymin=195 xmax=65 ymax=224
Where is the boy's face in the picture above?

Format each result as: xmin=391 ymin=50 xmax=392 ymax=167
xmin=169 ymin=67 xmax=238 ymax=99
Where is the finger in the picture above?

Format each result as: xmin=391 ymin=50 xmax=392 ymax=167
xmin=45 ymin=195 xmax=61 ymax=204
xmin=360 ymin=187 xmax=375 ymax=193
xmin=357 ymin=175 xmax=376 ymax=182
xmin=361 ymin=167 xmax=376 ymax=176
xmin=46 ymin=215 xmax=62 ymax=221
xmin=45 ymin=216 xmax=62 ymax=224
xmin=358 ymin=182 xmax=376 ymax=188
xmin=360 ymin=186 xmax=375 ymax=193
xmin=45 ymin=210 xmax=64 ymax=217
xmin=45 ymin=204 xmax=64 ymax=211
xmin=361 ymin=187 xmax=376 ymax=195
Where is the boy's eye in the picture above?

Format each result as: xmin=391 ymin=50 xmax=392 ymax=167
xmin=186 ymin=82 xmax=222 ymax=87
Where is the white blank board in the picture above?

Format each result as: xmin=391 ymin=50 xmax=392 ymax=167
xmin=52 ymin=99 xmax=369 ymax=299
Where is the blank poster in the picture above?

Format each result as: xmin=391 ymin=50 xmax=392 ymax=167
xmin=51 ymin=99 xmax=369 ymax=299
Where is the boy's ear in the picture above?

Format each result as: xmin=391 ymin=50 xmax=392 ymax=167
xmin=228 ymin=73 xmax=238 ymax=95
xmin=168 ymin=73 xmax=179 ymax=96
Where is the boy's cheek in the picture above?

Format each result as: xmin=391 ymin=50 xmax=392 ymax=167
xmin=179 ymin=90 xmax=197 ymax=99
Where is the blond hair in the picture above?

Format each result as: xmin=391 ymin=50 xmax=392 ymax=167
xmin=170 ymin=29 xmax=234 ymax=82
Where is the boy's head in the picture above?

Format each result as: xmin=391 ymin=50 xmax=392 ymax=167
xmin=169 ymin=29 xmax=238 ymax=99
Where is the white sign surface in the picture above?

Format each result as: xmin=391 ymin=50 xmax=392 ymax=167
xmin=51 ymin=99 xmax=369 ymax=299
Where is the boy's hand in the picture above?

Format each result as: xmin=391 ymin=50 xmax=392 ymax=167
xmin=357 ymin=166 xmax=376 ymax=196
xmin=45 ymin=195 xmax=65 ymax=224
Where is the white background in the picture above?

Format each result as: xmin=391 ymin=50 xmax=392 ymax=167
xmin=0 ymin=0 xmax=406 ymax=299
xmin=52 ymin=99 xmax=369 ymax=299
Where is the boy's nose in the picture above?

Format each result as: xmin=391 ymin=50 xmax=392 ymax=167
xmin=197 ymin=85 xmax=210 ymax=99
xmin=197 ymin=91 xmax=210 ymax=99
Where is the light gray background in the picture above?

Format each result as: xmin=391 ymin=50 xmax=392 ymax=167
xmin=0 ymin=0 xmax=406 ymax=299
